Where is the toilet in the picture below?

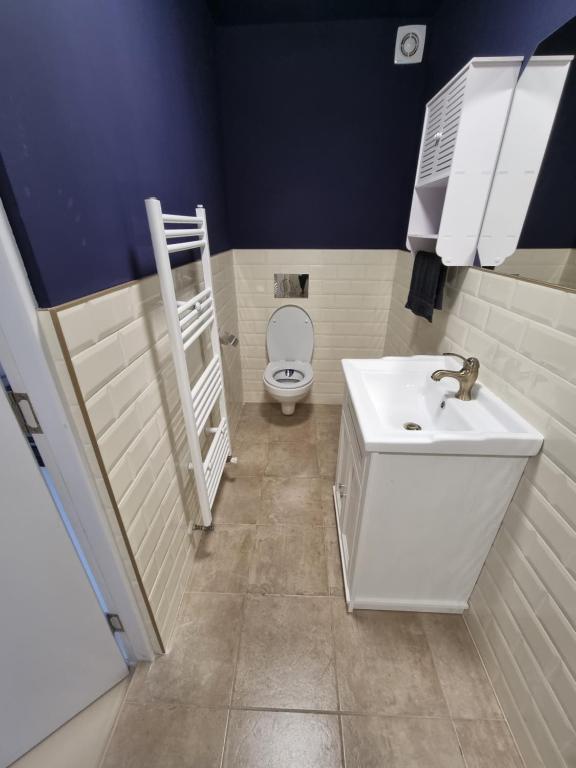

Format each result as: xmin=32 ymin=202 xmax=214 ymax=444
xmin=263 ymin=305 xmax=314 ymax=415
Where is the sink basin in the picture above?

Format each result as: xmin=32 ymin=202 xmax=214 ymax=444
xmin=342 ymin=355 xmax=543 ymax=456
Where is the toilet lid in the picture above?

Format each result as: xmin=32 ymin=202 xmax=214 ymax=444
xmin=266 ymin=305 xmax=314 ymax=363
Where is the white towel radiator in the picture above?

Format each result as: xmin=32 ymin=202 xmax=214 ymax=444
xmin=145 ymin=198 xmax=232 ymax=529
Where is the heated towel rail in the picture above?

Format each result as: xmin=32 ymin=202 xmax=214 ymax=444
xmin=145 ymin=198 xmax=231 ymax=529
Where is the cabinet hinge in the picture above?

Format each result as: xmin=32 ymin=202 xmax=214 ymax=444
xmin=7 ymin=391 xmax=43 ymax=435
xmin=105 ymin=613 xmax=125 ymax=634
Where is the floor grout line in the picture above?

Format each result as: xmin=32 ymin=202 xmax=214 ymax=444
xmin=329 ymin=592 xmax=347 ymax=768
xmin=419 ymin=613 xmax=469 ymax=768
xmin=227 ymin=593 xmax=249 ymax=713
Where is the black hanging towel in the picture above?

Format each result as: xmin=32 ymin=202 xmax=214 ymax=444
xmin=405 ymin=250 xmax=447 ymax=322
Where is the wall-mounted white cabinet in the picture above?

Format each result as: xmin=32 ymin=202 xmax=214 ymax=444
xmin=407 ymin=55 xmax=573 ymax=268
xmin=407 ymin=57 xmax=522 ymax=266
xmin=478 ymin=55 xmax=573 ymax=266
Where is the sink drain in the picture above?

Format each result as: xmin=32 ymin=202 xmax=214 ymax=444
xmin=403 ymin=422 xmax=422 ymax=431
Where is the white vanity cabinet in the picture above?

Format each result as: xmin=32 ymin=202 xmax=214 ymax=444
xmin=333 ymin=386 xmax=534 ymax=614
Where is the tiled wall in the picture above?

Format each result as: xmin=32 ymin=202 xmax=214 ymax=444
xmin=38 ymin=311 xmax=162 ymax=654
xmin=386 ymin=252 xmax=576 ymax=768
xmin=234 ymin=249 xmax=397 ymax=403
xmin=44 ymin=251 xmax=242 ymax=648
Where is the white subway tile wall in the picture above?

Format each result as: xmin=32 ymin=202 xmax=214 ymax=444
xmin=37 ymin=311 xmax=162 ymax=653
xmin=385 ymin=252 xmax=576 ymax=768
xmin=48 ymin=251 xmax=242 ymax=647
xmin=234 ymin=249 xmax=397 ymax=404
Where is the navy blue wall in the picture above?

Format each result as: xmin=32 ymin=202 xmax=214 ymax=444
xmin=216 ymin=19 xmax=428 ymax=249
xmin=427 ymin=0 xmax=576 ymax=93
xmin=2 ymin=1 xmax=576 ymax=306
xmin=0 ymin=0 xmax=230 ymax=307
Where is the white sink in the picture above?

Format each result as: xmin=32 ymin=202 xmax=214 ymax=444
xmin=342 ymin=355 xmax=543 ymax=456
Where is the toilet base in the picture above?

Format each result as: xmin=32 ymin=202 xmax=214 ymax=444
xmin=281 ymin=402 xmax=296 ymax=416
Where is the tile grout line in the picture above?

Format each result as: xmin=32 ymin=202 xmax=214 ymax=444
xmin=329 ymin=596 xmax=347 ymax=768
xmin=419 ymin=613 xmax=470 ymax=768
xmin=227 ymin=591 xmax=249 ymax=715
xmin=96 ymin=694 xmax=506 ymax=721
xmin=218 ymin=589 xmax=250 ymax=768
xmin=217 ymin=706 xmax=231 ymax=768
xmin=461 ymin=613 xmax=529 ymax=768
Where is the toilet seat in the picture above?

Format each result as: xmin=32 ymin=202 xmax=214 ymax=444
xmin=264 ymin=360 xmax=313 ymax=389
xmin=266 ymin=306 xmax=314 ymax=363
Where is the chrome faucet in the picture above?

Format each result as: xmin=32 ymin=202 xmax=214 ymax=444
xmin=431 ymin=353 xmax=480 ymax=401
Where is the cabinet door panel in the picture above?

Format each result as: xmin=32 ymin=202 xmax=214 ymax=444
xmin=342 ymin=463 xmax=362 ymax=574
xmin=335 ymin=408 xmax=352 ymax=526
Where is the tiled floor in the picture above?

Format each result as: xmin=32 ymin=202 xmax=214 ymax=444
xmin=102 ymin=403 xmax=524 ymax=768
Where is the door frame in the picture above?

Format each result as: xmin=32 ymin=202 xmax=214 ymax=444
xmin=0 ymin=198 xmax=155 ymax=663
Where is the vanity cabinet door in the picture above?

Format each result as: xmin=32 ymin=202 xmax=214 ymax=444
xmin=335 ymin=413 xmax=352 ymax=527
xmin=341 ymin=462 xmax=362 ymax=573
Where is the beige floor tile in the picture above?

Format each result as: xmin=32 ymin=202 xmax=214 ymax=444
xmin=235 ymin=405 xmax=274 ymax=442
xmin=269 ymin=405 xmax=316 ymax=443
xmin=189 ymin=525 xmax=256 ymax=593
xmin=235 ymin=419 xmax=269 ymax=443
xmin=325 ymin=527 xmax=344 ymax=596
xmin=341 ymin=714 xmax=465 ymax=768
xmin=241 ymin=403 xmax=277 ymax=421
xmin=454 ymin=719 xmax=524 ymax=768
xmin=312 ymin=405 xmax=342 ymax=422
xmin=248 ymin=526 xmax=286 ymax=595
xmin=317 ymin=441 xmax=338 ymax=477
xmin=233 ymin=595 xmax=338 ymax=710
xmin=248 ymin=526 xmax=328 ymax=595
xmin=128 ymin=593 xmax=243 ymax=707
xmin=222 ymin=710 xmax=342 ymax=768
xmin=285 ymin=526 xmax=329 ymax=595
xmin=101 ymin=702 xmax=227 ymax=768
xmin=331 ymin=601 xmax=447 ymax=716
xmin=321 ymin=479 xmax=337 ymax=526
xmin=260 ymin=476 xmax=325 ymax=525
xmin=316 ymin=418 xmax=341 ymax=443
xmin=225 ymin=440 xmax=269 ymax=477
xmin=265 ymin=442 xmax=319 ymax=477
xmin=421 ymin=613 xmax=502 ymax=719
xmin=213 ymin=476 xmax=263 ymax=525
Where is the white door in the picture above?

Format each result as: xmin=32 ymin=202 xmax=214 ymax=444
xmin=0 ymin=386 xmax=128 ymax=767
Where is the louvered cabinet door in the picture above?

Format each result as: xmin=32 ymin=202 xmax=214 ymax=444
xmin=417 ymin=92 xmax=445 ymax=185
xmin=417 ymin=69 xmax=467 ymax=187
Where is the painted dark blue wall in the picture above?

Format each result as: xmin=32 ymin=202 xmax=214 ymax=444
xmin=2 ymin=1 xmax=576 ymax=306
xmin=426 ymin=0 xmax=576 ymax=93
xmin=216 ymin=19 xmax=428 ymax=249
xmin=209 ymin=0 xmax=441 ymax=26
xmin=0 ymin=0 xmax=230 ymax=307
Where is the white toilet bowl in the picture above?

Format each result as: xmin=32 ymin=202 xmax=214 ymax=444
xmin=263 ymin=306 xmax=314 ymax=415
